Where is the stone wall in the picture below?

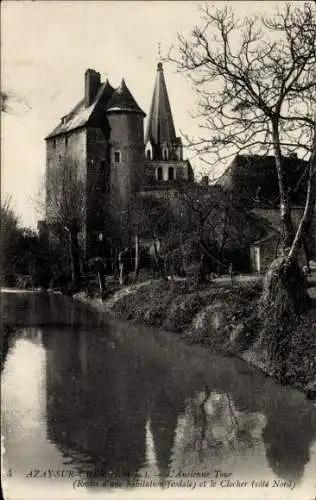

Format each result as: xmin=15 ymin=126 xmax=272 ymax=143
xmin=144 ymin=160 xmax=191 ymax=183
xmin=46 ymin=128 xmax=88 ymax=252
xmin=86 ymin=127 xmax=111 ymax=253
xmin=46 ymin=128 xmax=87 ymax=218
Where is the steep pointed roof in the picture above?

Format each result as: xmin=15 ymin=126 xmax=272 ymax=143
xmin=106 ymin=79 xmax=145 ymax=115
xmin=145 ymin=63 xmax=177 ymax=147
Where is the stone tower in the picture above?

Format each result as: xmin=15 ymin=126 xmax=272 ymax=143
xmin=106 ymin=79 xmax=146 ymax=231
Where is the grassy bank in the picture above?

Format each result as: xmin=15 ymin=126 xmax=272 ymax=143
xmin=74 ymin=277 xmax=316 ymax=398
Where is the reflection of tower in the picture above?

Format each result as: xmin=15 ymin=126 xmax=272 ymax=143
xmin=149 ymin=385 xmax=184 ymax=480
xmin=44 ymin=326 xmax=148 ymax=483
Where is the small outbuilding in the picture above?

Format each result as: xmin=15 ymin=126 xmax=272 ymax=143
xmin=249 ymin=231 xmax=281 ymax=274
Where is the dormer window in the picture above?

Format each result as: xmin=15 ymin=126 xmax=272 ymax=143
xmin=114 ymin=151 xmax=121 ymax=163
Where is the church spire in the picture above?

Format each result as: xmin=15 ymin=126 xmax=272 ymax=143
xmin=145 ymin=62 xmax=181 ymax=161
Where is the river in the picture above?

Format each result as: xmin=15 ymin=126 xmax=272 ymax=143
xmin=1 ymin=291 xmax=316 ymax=499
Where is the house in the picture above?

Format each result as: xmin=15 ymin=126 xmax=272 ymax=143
xmin=216 ymin=153 xmax=308 ymax=208
xmin=216 ymin=154 xmax=315 ymax=271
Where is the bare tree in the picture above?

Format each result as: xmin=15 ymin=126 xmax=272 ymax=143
xmin=129 ymin=194 xmax=175 ymax=278
xmin=176 ymin=184 xmax=267 ymax=280
xmin=43 ymin=155 xmax=85 ymax=290
xmin=169 ymin=2 xmax=316 ymax=316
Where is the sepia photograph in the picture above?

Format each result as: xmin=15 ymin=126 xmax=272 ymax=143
xmin=1 ymin=1 xmax=316 ymax=499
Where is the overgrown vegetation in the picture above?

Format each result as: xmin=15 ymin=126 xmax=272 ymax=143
xmin=168 ymin=1 xmax=316 ymax=372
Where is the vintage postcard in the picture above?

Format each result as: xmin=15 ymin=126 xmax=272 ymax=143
xmin=1 ymin=1 xmax=316 ymax=500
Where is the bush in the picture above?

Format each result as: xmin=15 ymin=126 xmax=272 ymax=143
xmin=163 ymin=293 xmax=206 ymax=332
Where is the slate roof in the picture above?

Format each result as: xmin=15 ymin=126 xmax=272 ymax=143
xmin=145 ymin=63 xmax=177 ymax=147
xmin=216 ymin=154 xmax=308 ymax=206
xmin=107 ymin=79 xmax=145 ymax=115
xmin=45 ymin=77 xmax=145 ymax=139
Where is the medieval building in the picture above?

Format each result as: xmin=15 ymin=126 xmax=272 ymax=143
xmin=45 ymin=63 xmax=194 ymax=256
xmin=44 ymin=62 xmax=314 ymax=273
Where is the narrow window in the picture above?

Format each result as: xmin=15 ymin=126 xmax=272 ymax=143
xmin=65 ymin=135 xmax=68 ymax=147
xmin=168 ymin=166 xmax=175 ymax=181
xmin=53 ymin=138 xmax=56 ymax=149
xmin=146 ymin=149 xmax=151 ymax=160
xmin=157 ymin=166 xmax=163 ymax=181
xmin=114 ymin=151 xmax=121 ymax=163
xmin=163 ymin=149 xmax=168 ymax=160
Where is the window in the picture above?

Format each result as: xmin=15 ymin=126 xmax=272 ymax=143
xmin=114 ymin=151 xmax=121 ymax=163
xmin=146 ymin=149 xmax=151 ymax=160
xmin=163 ymin=148 xmax=168 ymax=160
xmin=53 ymin=138 xmax=56 ymax=149
xmin=168 ymin=166 xmax=175 ymax=181
xmin=157 ymin=166 xmax=163 ymax=181
xmin=65 ymin=135 xmax=68 ymax=147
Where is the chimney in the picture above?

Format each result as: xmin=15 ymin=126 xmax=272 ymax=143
xmin=85 ymin=69 xmax=101 ymax=107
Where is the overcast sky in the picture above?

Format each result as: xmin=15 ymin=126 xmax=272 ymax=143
xmin=2 ymin=0 xmax=277 ymax=228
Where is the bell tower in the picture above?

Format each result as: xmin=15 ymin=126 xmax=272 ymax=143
xmin=145 ymin=63 xmax=183 ymax=162
xmin=144 ymin=62 xmax=193 ymax=185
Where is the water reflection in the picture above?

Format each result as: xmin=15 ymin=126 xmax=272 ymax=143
xmin=2 ymin=292 xmax=316 ymax=496
xmin=42 ymin=323 xmax=316 ymax=487
xmin=44 ymin=325 xmax=149 ymax=484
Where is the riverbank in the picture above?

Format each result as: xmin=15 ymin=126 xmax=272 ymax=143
xmin=74 ymin=276 xmax=316 ymax=399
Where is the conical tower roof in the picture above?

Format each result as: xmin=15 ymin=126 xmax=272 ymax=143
xmin=145 ymin=63 xmax=177 ymax=148
xmin=107 ymin=79 xmax=145 ymax=115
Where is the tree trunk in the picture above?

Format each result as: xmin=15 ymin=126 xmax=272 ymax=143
xmin=271 ymin=120 xmax=294 ymax=250
xmin=258 ymin=255 xmax=310 ymax=379
xmin=289 ymin=125 xmax=316 ymax=261
xmin=70 ymin=229 xmax=81 ymax=291
xmin=134 ymin=233 xmax=139 ymax=280
xmin=98 ymin=269 xmax=106 ymax=297
xmin=257 ymin=125 xmax=316 ymax=378
xmin=257 ymin=121 xmax=312 ymax=377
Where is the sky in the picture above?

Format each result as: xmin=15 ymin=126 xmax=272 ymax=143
xmin=2 ymin=0 xmax=277 ymax=229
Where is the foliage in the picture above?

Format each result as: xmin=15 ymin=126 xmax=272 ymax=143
xmin=0 ymin=197 xmax=51 ymax=286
